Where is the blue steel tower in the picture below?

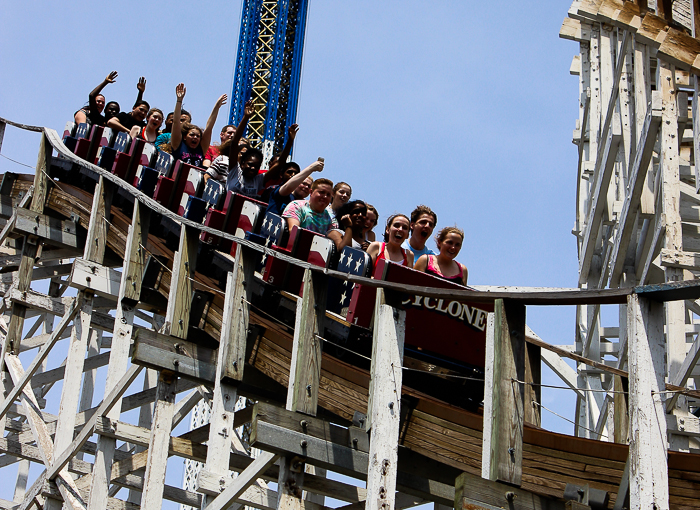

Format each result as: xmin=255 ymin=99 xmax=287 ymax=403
xmin=230 ymin=0 xmax=309 ymax=164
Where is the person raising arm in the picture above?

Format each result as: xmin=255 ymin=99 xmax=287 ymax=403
xmin=170 ymin=83 xmax=227 ymax=167
xmin=74 ymin=70 xmax=118 ymax=126
xmin=266 ymin=159 xmax=324 ymax=215
xmin=260 ymin=124 xmax=299 ymax=196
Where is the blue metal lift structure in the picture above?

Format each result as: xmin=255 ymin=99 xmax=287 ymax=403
xmin=229 ymin=0 xmax=309 ymax=163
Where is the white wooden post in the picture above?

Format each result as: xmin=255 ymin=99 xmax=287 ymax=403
xmin=627 ymin=294 xmax=668 ymax=510
xmin=88 ymin=200 xmax=150 ymax=509
xmin=139 ymin=371 xmax=178 ymax=508
xmin=365 ymin=288 xmax=406 ymax=510
xmin=277 ymin=268 xmax=327 ymax=510
xmin=198 ymin=248 xmax=254 ymax=504
xmin=481 ymin=298 xmax=526 ymax=486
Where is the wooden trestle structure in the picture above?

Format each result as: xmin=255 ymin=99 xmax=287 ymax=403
xmin=562 ymin=0 xmax=700 ymax=468
xmin=3 ymin=4 xmax=700 ymax=508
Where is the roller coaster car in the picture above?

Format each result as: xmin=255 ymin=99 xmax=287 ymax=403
xmin=97 ymin=132 xmax=130 ymax=175
xmin=200 ymin=192 xmax=267 ymax=251
xmin=326 ymin=246 xmax=372 ymax=315
xmin=349 ymin=259 xmax=491 ymax=369
xmin=131 ymin=144 xmax=160 ymax=197
xmin=153 ymin=160 xmax=198 ymax=212
xmin=63 ymin=122 xmax=89 ymax=155
xmin=262 ymin=225 xmax=326 ymax=293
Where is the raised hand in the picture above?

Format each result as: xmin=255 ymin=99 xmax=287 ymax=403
xmin=288 ymin=123 xmax=299 ymax=140
xmin=244 ymin=99 xmax=255 ymax=117
xmin=137 ymin=77 xmax=146 ymax=93
xmin=311 ymin=160 xmax=324 ymax=173
xmin=105 ymin=71 xmax=118 ymax=83
xmin=216 ymin=94 xmax=228 ymax=108
xmin=176 ymin=83 xmax=186 ymax=101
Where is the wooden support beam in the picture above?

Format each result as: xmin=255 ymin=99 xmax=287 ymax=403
xmin=250 ymin=420 xmax=455 ymax=507
xmin=658 ymin=61 xmax=690 ymax=444
xmin=139 ymin=371 xmax=178 ymax=509
xmin=220 ymin=246 xmax=256 ymax=383
xmin=627 ymin=294 xmax=668 ymax=509
xmin=164 ymin=225 xmax=198 ymax=339
xmin=278 ymin=267 xmax=329 ymax=510
xmin=1 ymin=133 xmax=51 ymax=370
xmin=45 ymin=175 xmax=113 ymax=510
xmin=4 ymin=356 xmax=88 ymax=510
xmin=578 ymin=31 xmax=629 ymax=285
xmin=482 ymin=299 xmax=526 ymax=486
xmin=455 ymin=470 xmax=567 ymax=510
xmin=365 ymin=288 xmax=406 ymax=510
xmin=132 ymin=328 xmax=217 ymax=383
xmin=203 ymin=451 xmax=279 ymax=510
xmin=665 ymin=330 xmax=700 ymax=411
xmin=46 ymin=364 xmax=142 ymax=480
xmin=608 ymin=91 xmax=663 ymax=286
xmin=13 ymin=207 xmax=78 ymax=248
xmin=198 ymin=262 xmax=253 ymax=503
xmin=89 ymin=197 xmax=151 ymax=510
xmin=289 ymin=269 xmax=328 ymax=415
xmin=579 ymin=121 xmax=624 ymax=284
xmin=68 ymin=258 xmax=121 ymax=299
xmin=0 ymin=296 xmax=82 ymax=421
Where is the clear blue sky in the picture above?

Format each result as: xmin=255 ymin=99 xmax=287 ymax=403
xmin=0 ymin=1 xmax=587 ymax=506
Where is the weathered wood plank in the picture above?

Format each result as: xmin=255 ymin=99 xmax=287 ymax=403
xmin=627 ymin=294 xmax=668 ymax=509
xmin=46 ymin=364 xmax=142 ymax=480
xmin=482 ymin=299 xmax=526 ymax=486
xmin=221 ymin=246 xmax=256 ymax=383
xmin=69 ymin=258 xmax=121 ymax=298
xmin=289 ymin=269 xmax=327 ymax=415
xmin=608 ymin=91 xmax=663 ymax=286
xmin=365 ymin=289 xmax=405 ymax=510
xmin=164 ymin=225 xmax=198 ymax=339
xmin=199 ymin=263 xmax=249 ymax=505
xmin=1 ymin=134 xmax=50 ymax=367
xmin=455 ymin=470 xmax=566 ymax=510
xmin=139 ymin=372 xmax=178 ymax=509
xmin=13 ymin=207 xmax=77 ymax=248
xmin=132 ymin=328 xmax=217 ymax=383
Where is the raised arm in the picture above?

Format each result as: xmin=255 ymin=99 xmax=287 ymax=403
xmin=228 ymin=100 xmax=255 ymax=163
xmin=89 ymin=71 xmax=118 ymax=109
xmin=201 ymin=94 xmax=228 ymax=157
xmin=134 ymin=77 xmax=146 ymax=107
xmin=278 ymin=160 xmax=323 ymax=197
xmin=170 ymin=83 xmax=186 ymax=151
xmin=264 ymin=124 xmax=298 ymax=185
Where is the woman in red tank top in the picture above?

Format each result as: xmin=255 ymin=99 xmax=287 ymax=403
xmin=367 ymin=213 xmax=414 ymax=268
xmin=414 ymin=226 xmax=468 ymax=286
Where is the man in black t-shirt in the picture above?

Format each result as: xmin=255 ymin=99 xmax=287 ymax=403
xmin=107 ymin=100 xmax=150 ymax=133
